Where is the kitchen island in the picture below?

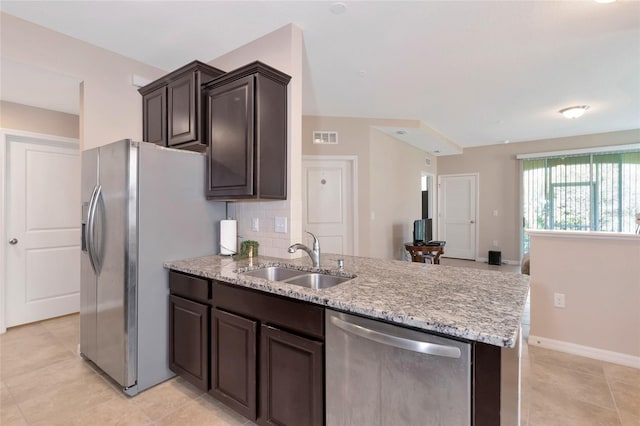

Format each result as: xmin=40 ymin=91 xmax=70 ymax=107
xmin=165 ymin=253 xmax=530 ymax=425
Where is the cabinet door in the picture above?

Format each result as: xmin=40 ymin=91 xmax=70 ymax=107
xmin=210 ymin=308 xmax=258 ymax=420
xmin=142 ymin=86 xmax=167 ymax=146
xmin=259 ymin=325 xmax=324 ymax=426
xmin=205 ymin=75 xmax=255 ymax=199
xmin=168 ymin=72 xmax=197 ymax=146
xmin=169 ymin=295 xmax=208 ymax=391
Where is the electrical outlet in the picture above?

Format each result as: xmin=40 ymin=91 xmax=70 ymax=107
xmin=275 ymin=216 xmax=288 ymax=233
xmin=554 ymin=293 xmax=566 ymax=308
xmin=251 ymin=218 xmax=259 ymax=232
xmin=493 ymin=210 xmax=499 ymax=217
xmin=492 ymin=240 xmax=499 ymax=247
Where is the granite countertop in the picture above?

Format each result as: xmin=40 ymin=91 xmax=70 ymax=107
xmin=164 ymin=253 xmax=530 ymax=348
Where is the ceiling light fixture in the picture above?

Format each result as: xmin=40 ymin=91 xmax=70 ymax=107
xmin=559 ymin=105 xmax=590 ymax=119
xmin=594 ymin=0 xmax=616 ymax=4
xmin=396 ymin=130 xmax=407 ymax=135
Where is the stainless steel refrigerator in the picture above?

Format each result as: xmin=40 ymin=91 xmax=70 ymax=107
xmin=80 ymin=139 xmax=225 ymax=396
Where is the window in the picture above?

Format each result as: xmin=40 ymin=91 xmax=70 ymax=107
xmin=521 ymin=148 xmax=640 ymax=252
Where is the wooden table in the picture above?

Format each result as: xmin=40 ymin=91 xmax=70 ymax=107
xmin=405 ymin=243 xmax=445 ymax=265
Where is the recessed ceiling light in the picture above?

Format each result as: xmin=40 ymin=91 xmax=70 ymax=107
xmin=559 ymin=105 xmax=590 ymax=119
xmin=594 ymin=0 xmax=616 ymax=3
xmin=396 ymin=130 xmax=407 ymax=135
xmin=503 ymin=140 xmax=510 ymax=144
xmin=330 ymin=2 xmax=347 ymax=14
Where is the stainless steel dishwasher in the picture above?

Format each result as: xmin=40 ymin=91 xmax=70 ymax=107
xmin=326 ymin=310 xmax=471 ymax=425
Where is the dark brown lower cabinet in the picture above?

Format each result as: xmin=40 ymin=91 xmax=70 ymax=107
xmin=259 ymin=325 xmax=324 ymax=426
xmin=209 ymin=281 xmax=325 ymax=426
xmin=169 ymin=295 xmax=208 ymax=391
xmin=167 ymin=272 xmax=516 ymax=425
xmin=210 ymin=308 xmax=258 ymax=420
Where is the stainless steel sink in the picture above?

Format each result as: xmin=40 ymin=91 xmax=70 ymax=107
xmin=239 ymin=266 xmax=354 ymax=290
xmin=240 ymin=266 xmax=306 ymax=281
xmin=284 ymin=273 xmax=351 ymax=290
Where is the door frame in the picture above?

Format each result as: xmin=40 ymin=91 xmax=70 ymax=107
xmin=421 ymin=172 xmax=437 ymax=239
xmin=437 ymin=173 xmax=479 ymax=261
xmin=0 ymin=129 xmax=80 ymax=334
xmin=302 ymin=155 xmax=359 ymax=256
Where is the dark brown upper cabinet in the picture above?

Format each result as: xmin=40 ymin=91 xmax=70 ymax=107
xmin=203 ymin=61 xmax=291 ymax=200
xmin=139 ymin=60 xmax=224 ymax=151
xmin=141 ymin=86 xmax=166 ymax=146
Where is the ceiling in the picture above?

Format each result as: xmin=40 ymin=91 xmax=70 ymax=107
xmin=1 ymin=1 xmax=639 ymax=153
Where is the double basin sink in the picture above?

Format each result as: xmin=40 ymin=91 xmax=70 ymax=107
xmin=238 ymin=266 xmax=354 ymax=290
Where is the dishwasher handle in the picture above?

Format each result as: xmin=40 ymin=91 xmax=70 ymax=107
xmin=330 ymin=315 xmax=461 ymax=359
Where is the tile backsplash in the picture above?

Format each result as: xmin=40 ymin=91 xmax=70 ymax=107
xmin=227 ymin=200 xmax=295 ymax=258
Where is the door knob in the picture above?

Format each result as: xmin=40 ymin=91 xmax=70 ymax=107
xmin=9 ymin=238 xmax=18 ymax=245
xmin=470 ymin=221 xmax=475 ymax=224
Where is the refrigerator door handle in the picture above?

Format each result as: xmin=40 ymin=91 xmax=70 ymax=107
xmin=330 ymin=315 xmax=462 ymax=358
xmin=93 ymin=187 xmax=105 ymax=273
xmin=86 ymin=184 xmax=102 ymax=274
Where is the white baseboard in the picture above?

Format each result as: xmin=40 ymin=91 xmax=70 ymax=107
xmin=528 ymin=335 xmax=640 ymax=369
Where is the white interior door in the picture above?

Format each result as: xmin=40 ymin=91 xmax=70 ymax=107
xmin=302 ymin=157 xmax=356 ymax=256
xmin=438 ymin=174 xmax=477 ymax=260
xmin=6 ymin=136 xmax=80 ymax=327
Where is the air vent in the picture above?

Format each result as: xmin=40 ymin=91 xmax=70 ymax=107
xmin=313 ymin=131 xmax=338 ymax=145
xmin=425 ymin=158 xmax=431 ymax=166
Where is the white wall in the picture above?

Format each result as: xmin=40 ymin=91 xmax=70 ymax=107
xmin=438 ymin=129 xmax=640 ymax=262
xmin=529 ymin=230 xmax=640 ymax=367
xmin=302 ymin=115 xmax=437 ymax=258
xmin=1 ymin=12 xmax=165 ymax=150
xmin=1 ymin=14 xmax=304 ymax=259
xmin=369 ymin=128 xmax=435 ymax=259
xmin=1 ymin=13 xmax=168 ymax=333
xmin=208 ymin=24 xmax=304 ymax=257
xmin=0 ymin=101 xmax=79 ymax=139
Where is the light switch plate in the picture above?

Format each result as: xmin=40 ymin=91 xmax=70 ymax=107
xmin=252 ymin=218 xmax=259 ymax=232
xmin=275 ymin=216 xmax=287 ymax=233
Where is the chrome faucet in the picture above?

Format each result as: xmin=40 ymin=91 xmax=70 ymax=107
xmin=288 ymin=231 xmax=320 ymax=267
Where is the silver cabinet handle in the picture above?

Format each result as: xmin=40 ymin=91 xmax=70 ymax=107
xmin=9 ymin=238 xmax=18 ymax=245
xmin=330 ymin=316 xmax=461 ymax=358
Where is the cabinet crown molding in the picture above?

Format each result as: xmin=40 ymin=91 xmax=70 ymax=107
xmin=203 ymin=61 xmax=292 ymax=90
xmin=138 ymin=60 xmax=225 ymax=95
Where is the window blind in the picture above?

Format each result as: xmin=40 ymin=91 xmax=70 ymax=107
xmin=522 ymin=150 xmax=640 ymax=252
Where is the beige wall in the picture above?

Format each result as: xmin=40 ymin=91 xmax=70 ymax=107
xmin=303 ymin=116 xmax=373 ymax=254
xmin=208 ymin=24 xmax=304 ymax=257
xmin=1 ymin=13 xmax=165 ymax=150
xmin=438 ymin=129 xmax=640 ymax=262
xmin=1 ymin=101 xmax=79 ymax=139
xmin=529 ymin=231 xmax=640 ymax=361
xmin=2 ymin=14 xmax=305 ymax=258
xmin=370 ymin=129 xmax=436 ymax=259
xmin=302 ymin=115 xmax=436 ymax=258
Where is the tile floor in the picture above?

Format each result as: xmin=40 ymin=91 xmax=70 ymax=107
xmin=1 ymin=261 xmax=638 ymax=425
